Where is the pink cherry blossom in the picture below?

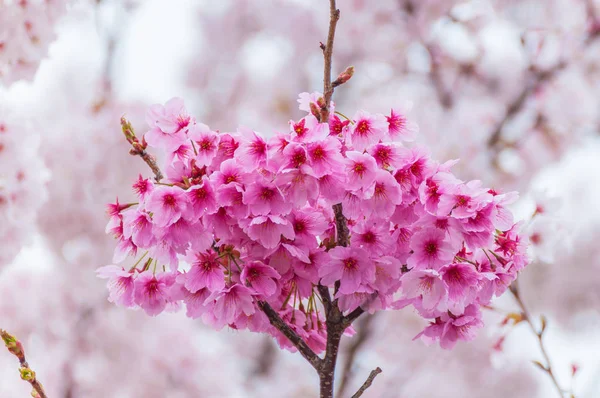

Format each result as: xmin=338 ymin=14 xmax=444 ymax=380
xmin=96 ymin=265 xmax=136 ymax=307
xmin=348 ymin=110 xmax=387 ymax=151
xmin=183 ymin=251 xmax=225 ymax=293
xmin=240 ymin=261 xmax=281 ymax=297
xmin=145 ymin=186 xmax=190 ymax=227
xmin=133 ymin=271 xmax=176 ymax=316
xmin=319 ymin=246 xmax=374 ymax=295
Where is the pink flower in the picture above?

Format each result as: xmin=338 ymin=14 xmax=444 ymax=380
xmin=441 ymin=263 xmax=481 ymax=312
xmin=289 ymin=208 xmax=329 ymax=246
xmin=133 ymin=271 xmax=176 ymax=316
xmin=146 ymin=186 xmax=189 ymax=227
xmin=352 ymin=220 xmax=393 ymax=255
xmin=281 ymin=142 xmax=309 ymax=171
xmin=306 ymin=137 xmax=345 ymax=177
xmin=407 ymin=228 xmax=454 ymax=270
xmin=289 ymin=116 xmax=329 ymax=143
xmin=96 ymin=265 xmax=136 ymax=307
xmin=416 ymin=305 xmax=483 ymax=349
xmin=183 ymin=251 xmax=225 ymax=293
xmin=210 ymin=158 xmax=249 ymax=186
xmin=317 ymin=173 xmax=346 ymax=203
xmin=246 ymin=215 xmax=295 ymax=249
xmin=144 ymin=98 xmax=191 ymax=150
xmin=319 ymin=246 xmax=375 ymax=294
xmin=275 ymin=169 xmax=319 ymax=207
xmin=122 ymin=209 xmax=155 ymax=248
xmin=437 ymin=180 xmax=491 ymax=219
xmin=386 ymin=105 xmax=418 ymax=141
xmin=206 ymin=284 xmax=256 ymax=327
xmin=235 ymin=126 xmax=268 ymax=171
xmin=243 ymin=178 xmax=291 ymax=216
xmin=418 ymin=172 xmax=459 ymax=215
xmin=400 ymin=268 xmax=446 ymax=310
xmin=293 ymin=249 xmax=329 ymax=284
xmin=329 ymin=114 xmax=351 ymax=137
xmin=188 ymin=123 xmax=220 ymax=166
xmin=132 ymin=175 xmax=154 ymax=202
xmin=241 ymin=261 xmax=281 ymax=297
xmin=145 ymin=97 xmax=191 ymax=134
xmin=186 ymin=176 xmax=218 ymax=219
xmin=344 ymin=151 xmax=378 ymax=191
xmin=349 ymin=110 xmax=387 ymax=151
xmin=170 ymin=284 xmax=213 ymax=319
xmin=368 ymin=143 xmax=403 ymax=169
xmin=363 ymin=169 xmax=403 ymax=218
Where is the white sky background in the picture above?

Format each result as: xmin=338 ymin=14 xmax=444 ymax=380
xmin=6 ymin=0 xmax=600 ymax=396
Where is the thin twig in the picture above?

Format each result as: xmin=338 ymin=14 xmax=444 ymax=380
xmin=337 ymin=314 xmax=376 ymax=397
xmin=488 ymin=6 xmax=600 ymax=152
xmin=1 ymin=329 xmax=48 ymax=398
xmin=257 ymin=301 xmax=322 ymax=371
xmin=351 ymin=367 xmax=383 ymax=398
xmin=121 ymin=117 xmax=164 ymax=182
xmin=510 ymin=282 xmax=565 ymax=398
xmin=319 ymin=0 xmax=340 ymax=122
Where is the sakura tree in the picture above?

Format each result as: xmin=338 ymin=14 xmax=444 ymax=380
xmin=100 ymin=2 xmax=530 ymax=396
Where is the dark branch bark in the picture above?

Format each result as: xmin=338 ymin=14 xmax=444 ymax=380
xmin=337 ymin=314 xmax=376 ymax=397
xmin=332 ymin=203 xmax=349 ymax=247
xmin=351 ymin=367 xmax=383 ymax=398
xmin=257 ymin=301 xmax=322 ymax=371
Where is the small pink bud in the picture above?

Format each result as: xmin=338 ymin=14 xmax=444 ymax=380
xmin=335 ymin=66 xmax=354 ymax=85
xmin=309 ymin=102 xmax=321 ymax=120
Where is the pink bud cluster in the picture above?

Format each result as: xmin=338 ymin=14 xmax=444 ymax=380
xmin=0 ymin=0 xmax=70 ymax=85
xmin=100 ymin=94 xmax=528 ymax=351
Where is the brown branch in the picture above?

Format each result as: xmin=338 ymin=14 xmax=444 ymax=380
xmin=487 ymin=62 xmax=566 ymax=149
xmin=425 ymin=44 xmax=454 ymax=109
xmin=337 ymin=314 xmax=376 ymax=397
xmin=488 ymin=13 xmax=600 ymax=152
xmin=257 ymin=301 xmax=322 ymax=371
xmin=332 ymin=203 xmax=349 ymax=247
xmin=319 ymin=0 xmax=340 ymax=123
xmin=121 ymin=117 xmax=164 ymax=182
xmin=509 ymin=282 xmax=565 ymax=398
xmin=1 ymin=329 xmax=48 ymax=398
xmin=351 ymin=367 xmax=383 ymax=398
xmin=251 ymin=336 xmax=277 ymax=377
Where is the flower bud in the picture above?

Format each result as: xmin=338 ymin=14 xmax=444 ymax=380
xmin=20 ymin=367 xmax=36 ymax=382
xmin=335 ymin=66 xmax=354 ymax=85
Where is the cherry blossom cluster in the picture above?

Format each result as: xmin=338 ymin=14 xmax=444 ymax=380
xmin=0 ymin=113 xmax=48 ymax=267
xmin=0 ymin=0 xmax=71 ymax=85
xmin=100 ymin=94 xmax=528 ymax=351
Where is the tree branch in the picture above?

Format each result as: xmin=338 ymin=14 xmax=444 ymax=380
xmin=121 ymin=117 xmax=164 ymax=182
xmin=351 ymin=367 xmax=383 ymax=398
xmin=337 ymin=314 xmax=376 ymax=397
xmin=488 ymin=14 xmax=600 ymax=152
xmin=509 ymin=282 xmax=564 ymax=398
xmin=1 ymin=329 xmax=48 ymax=398
xmin=319 ymin=0 xmax=340 ymax=122
xmin=257 ymin=301 xmax=322 ymax=371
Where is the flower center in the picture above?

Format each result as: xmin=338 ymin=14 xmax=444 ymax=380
xmin=425 ymin=242 xmax=438 ymax=256
xmin=356 ymin=120 xmax=370 ymax=135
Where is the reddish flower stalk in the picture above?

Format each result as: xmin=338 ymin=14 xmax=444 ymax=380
xmin=1 ymin=329 xmax=48 ymax=398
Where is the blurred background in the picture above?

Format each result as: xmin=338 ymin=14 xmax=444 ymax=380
xmin=1 ymin=0 xmax=600 ymax=396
